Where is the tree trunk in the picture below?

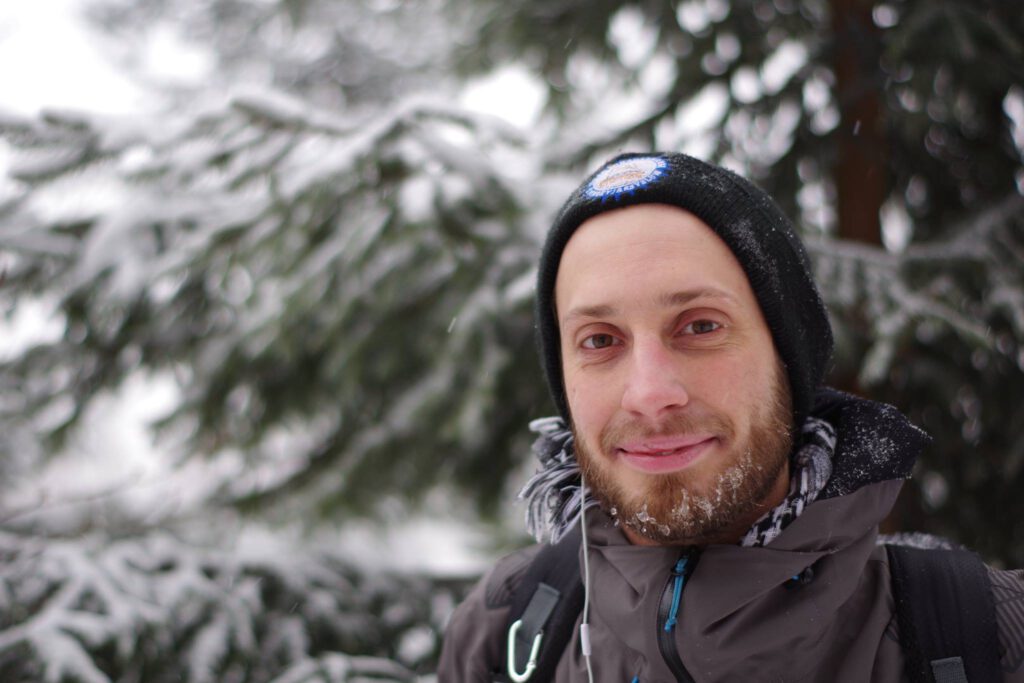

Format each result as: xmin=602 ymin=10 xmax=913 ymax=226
xmin=830 ymin=0 xmax=917 ymax=535
xmin=831 ymin=0 xmax=886 ymax=247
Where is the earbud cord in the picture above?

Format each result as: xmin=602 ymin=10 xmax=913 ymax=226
xmin=579 ymin=474 xmax=596 ymax=683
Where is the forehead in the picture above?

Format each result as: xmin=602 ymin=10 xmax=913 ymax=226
xmin=554 ymin=204 xmax=757 ymax=316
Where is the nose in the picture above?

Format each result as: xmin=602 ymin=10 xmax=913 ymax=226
xmin=620 ymin=335 xmax=690 ymax=418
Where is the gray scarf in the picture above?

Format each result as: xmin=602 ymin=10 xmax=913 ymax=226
xmin=519 ymin=416 xmax=836 ymax=547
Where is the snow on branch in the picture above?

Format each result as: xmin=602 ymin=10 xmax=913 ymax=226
xmin=229 ymin=87 xmax=524 ymax=146
xmin=231 ymin=90 xmax=358 ymax=137
xmin=0 ymin=75 xmax=543 ymax=520
xmin=805 ymin=194 xmax=1024 ymax=386
xmin=0 ymin=529 xmax=462 ymax=681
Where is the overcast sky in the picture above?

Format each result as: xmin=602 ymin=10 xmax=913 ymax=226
xmin=0 ymin=0 xmax=147 ymax=116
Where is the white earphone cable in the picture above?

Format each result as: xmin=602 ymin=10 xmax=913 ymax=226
xmin=579 ymin=474 xmax=595 ymax=683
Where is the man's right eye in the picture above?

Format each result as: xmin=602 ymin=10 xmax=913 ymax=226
xmin=582 ymin=333 xmax=618 ymax=350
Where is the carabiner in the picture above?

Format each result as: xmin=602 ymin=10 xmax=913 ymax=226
xmin=507 ymin=618 xmax=543 ymax=682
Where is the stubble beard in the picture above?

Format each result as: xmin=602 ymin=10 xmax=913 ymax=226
xmin=574 ymin=366 xmax=794 ymax=546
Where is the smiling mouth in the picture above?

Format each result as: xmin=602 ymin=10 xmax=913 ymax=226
xmin=615 ymin=435 xmax=717 ymax=474
xmin=618 ymin=434 xmax=715 ymax=454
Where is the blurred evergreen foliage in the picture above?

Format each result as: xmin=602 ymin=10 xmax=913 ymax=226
xmin=0 ymin=529 xmax=470 ymax=681
xmin=0 ymin=4 xmax=1023 ymax=677
xmin=2 ymin=0 xmax=1023 ymax=555
xmin=1 ymin=0 xmax=1023 ymax=678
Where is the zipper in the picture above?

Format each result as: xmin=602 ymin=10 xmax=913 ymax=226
xmin=657 ymin=548 xmax=699 ymax=683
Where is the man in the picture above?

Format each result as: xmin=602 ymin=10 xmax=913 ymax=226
xmin=439 ymin=153 xmax=1024 ymax=681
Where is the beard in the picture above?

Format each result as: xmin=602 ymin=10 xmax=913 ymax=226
xmin=574 ymin=363 xmax=794 ymax=546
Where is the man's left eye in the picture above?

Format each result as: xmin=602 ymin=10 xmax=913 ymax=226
xmin=582 ymin=333 xmax=618 ymax=349
xmin=684 ymin=320 xmax=721 ymax=334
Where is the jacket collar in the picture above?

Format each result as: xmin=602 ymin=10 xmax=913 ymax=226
xmin=813 ymin=388 xmax=928 ymax=499
xmin=583 ymin=475 xmax=904 ymax=625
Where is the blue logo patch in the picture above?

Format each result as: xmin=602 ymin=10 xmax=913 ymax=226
xmin=583 ymin=156 xmax=668 ymax=200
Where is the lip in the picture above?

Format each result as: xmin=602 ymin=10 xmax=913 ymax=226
xmin=616 ymin=435 xmax=717 ymax=474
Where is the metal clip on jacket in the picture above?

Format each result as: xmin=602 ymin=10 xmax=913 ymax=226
xmin=506 ymin=583 xmax=561 ymax=682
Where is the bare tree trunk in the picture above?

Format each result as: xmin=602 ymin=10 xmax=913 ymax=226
xmin=831 ymin=0 xmax=886 ymax=247
xmin=829 ymin=0 xmax=925 ymax=535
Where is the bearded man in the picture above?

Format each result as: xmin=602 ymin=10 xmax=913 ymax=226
xmin=438 ymin=153 xmax=1024 ymax=682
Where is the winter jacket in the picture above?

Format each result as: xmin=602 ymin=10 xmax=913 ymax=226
xmin=439 ymin=391 xmax=1024 ymax=682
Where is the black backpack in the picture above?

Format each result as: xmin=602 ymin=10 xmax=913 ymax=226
xmin=496 ymin=526 xmax=1002 ymax=683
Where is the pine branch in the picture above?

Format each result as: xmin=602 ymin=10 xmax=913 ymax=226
xmin=0 ymin=529 xmax=471 ymax=681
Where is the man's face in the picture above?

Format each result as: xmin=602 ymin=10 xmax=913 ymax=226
xmin=554 ymin=204 xmax=793 ymax=545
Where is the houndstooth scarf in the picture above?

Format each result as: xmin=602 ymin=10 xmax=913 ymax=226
xmin=519 ymin=416 xmax=836 ymax=547
xmin=738 ymin=417 xmax=835 ymax=547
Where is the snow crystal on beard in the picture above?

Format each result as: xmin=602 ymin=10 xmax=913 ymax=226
xmin=603 ymin=446 xmax=782 ymax=545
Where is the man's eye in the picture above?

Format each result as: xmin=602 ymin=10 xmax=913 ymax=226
xmin=684 ymin=320 xmax=721 ymax=335
xmin=582 ymin=334 xmax=618 ymax=349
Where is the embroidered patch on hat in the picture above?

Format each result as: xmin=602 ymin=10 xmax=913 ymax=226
xmin=583 ymin=156 xmax=668 ymax=200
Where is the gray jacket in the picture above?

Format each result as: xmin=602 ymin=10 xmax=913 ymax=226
xmin=439 ymin=394 xmax=1024 ymax=681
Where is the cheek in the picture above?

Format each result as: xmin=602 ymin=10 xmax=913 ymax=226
xmin=691 ymin=355 xmax=742 ymax=394
xmin=690 ymin=355 xmax=767 ymax=416
xmin=564 ymin=371 xmax=617 ymax=437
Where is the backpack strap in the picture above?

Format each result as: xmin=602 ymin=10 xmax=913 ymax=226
xmin=495 ymin=524 xmax=584 ymax=683
xmin=886 ymin=544 xmax=1002 ymax=683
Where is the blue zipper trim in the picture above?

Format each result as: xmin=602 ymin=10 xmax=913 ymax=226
xmin=657 ymin=548 xmax=698 ymax=682
xmin=663 ymin=557 xmax=688 ymax=632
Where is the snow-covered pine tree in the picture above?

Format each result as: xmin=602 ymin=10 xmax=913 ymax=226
xmin=0 ymin=528 xmax=467 ymax=681
xmin=9 ymin=0 xmax=1019 ymax=545
xmin=1 ymin=0 xmax=1024 ymax=678
xmin=1 ymin=0 xmax=534 ymax=678
xmin=0 ymin=0 xmax=548 ymax=521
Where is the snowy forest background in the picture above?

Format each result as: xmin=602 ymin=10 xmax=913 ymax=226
xmin=1 ymin=0 xmax=1023 ymax=680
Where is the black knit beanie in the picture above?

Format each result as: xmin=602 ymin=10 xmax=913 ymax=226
xmin=536 ymin=152 xmax=833 ymax=429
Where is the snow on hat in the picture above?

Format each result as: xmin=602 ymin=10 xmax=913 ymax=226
xmin=535 ymin=152 xmax=833 ymax=429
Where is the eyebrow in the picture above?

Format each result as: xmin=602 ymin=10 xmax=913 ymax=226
xmin=560 ymin=287 xmax=738 ymax=326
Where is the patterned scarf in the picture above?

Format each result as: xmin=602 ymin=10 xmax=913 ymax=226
xmin=739 ymin=417 xmax=835 ymax=547
xmin=519 ymin=416 xmax=836 ymax=546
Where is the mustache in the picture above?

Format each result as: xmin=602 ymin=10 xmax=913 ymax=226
xmin=598 ymin=411 xmax=734 ymax=453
